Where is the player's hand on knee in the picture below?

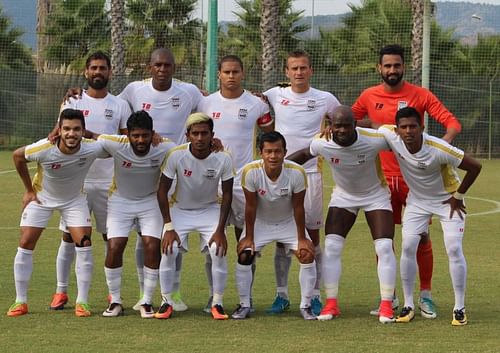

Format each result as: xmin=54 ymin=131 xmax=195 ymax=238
xmin=296 ymin=239 xmax=315 ymax=263
xmin=22 ymin=191 xmax=40 ymax=210
xmin=161 ymin=230 xmax=180 ymax=254
xmin=208 ymin=230 xmax=228 ymax=257
xmin=237 ymin=237 xmax=255 ymax=256
xmin=444 ymin=196 xmax=466 ymax=220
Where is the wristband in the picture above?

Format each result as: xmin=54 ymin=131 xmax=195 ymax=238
xmin=453 ymin=192 xmax=465 ymax=200
xmin=163 ymin=222 xmax=174 ymax=234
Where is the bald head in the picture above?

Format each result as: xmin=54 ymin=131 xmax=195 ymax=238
xmin=330 ymin=105 xmax=357 ymax=146
xmin=150 ymin=47 xmax=175 ymax=65
xmin=330 ymin=105 xmax=355 ymax=125
xmin=149 ymin=47 xmax=176 ymax=91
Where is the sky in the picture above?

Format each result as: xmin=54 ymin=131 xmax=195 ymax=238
xmin=195 ymin=0 xmax=500 ymax=21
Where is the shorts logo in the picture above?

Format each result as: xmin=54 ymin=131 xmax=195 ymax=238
xmin=171 ymin=97 xmax=180 ymax=109
xmin=104 ymin=109 xmax=113 ymax=120
xmin=212 ymin=112 xmax=222 ymax=119
xmin=81 ymin=110 xmax=90 ymax=117
xmin=280 ymin=99 xmax=290 ymax=106
xmin=375 ymin=103 xmax=384 ymax=110
xmin=142 ymin=103 xmax=152 ymax=111
xmin=205 ymin=168 xmax=217 ymax=178
xmin=257 ymin=188 xmax=266 ymax=195
xmin=398 ymin=101 xmax=408 ymax=110
xmin=279 ymin=188 xmax=289 ymax=196
xmin=238 ymin=109 xmax=248 ymax=120
xmin=121 ymin=160 xmax=132 ymax=168
xmin=307 ymin=100 xmax=316 ymax=111
xmin=330 ymin=157 xmax=340 ymax=164
xmin=184 ymin=169 xmax=192 ymax=177
xmin=51 ymin=163 xmax=62 ymax=169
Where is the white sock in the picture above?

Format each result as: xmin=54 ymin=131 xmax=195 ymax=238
xmin=135 ymin=235 xmax=144 ymax=295
xmin=322 ymin=234 xmax=345 ymax=298
xmin=209 ymin=243 xmax=227 ymax=306
xmin=105 ymin=266 xmax=123 ymax=304
xmin=14 ymin=247 xmax=33 ymax=303
xmin=205 ymin=253 xmax=214 ymax=296
xmin=142 ymin=266 xmax=159 ymax=305
xmin=56 ymin=240 xmax=75 ymax=293
xmin=274 ymin=246 xmax=291 ymax=299
xmin=75 ymin=246 xmax=93 ymax=304
xmin=400 ymin=233 xmax=420 ymax=309
xmin=159 ymin=245 xmax=179 ymax=303
xmin=313 ymin=244 xmax=322 ymax=296
xmin=299 ymin=261 xmax=317 ymax=308
xmin=374 ymin=238 xmax=397 ymax=301
xmin=444 ymin=235 xmax=467 ymax=310
xmin=173 ymin=252 xmax=183 ymax=293
xmin=235 ymin=263 xmax=252 ymax=307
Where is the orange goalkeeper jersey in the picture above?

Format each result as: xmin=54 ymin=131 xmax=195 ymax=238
xmin=352 ymin=81 xmax=462 ymax=177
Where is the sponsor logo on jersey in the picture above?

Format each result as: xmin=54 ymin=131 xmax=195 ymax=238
xmin=398 ymin=101 xmax=408 ymax=110
xmin=51 ymin=163 xmax=62 ymax=169
xmin=104 ymin=109 xmax=113 ymax=120
xmin=257 ymin=188 xmax=266 ymax=195
xmin=184 ymin=169 xmax=192 ymax=177
xmin=307 ymin=100 xmax=316 ymax=111
xmin=82 ymin=110 xmax=90 ymax=117
xmin=280 ymin=99 xmax=290 ymax=106
xmin=171 ymin=97 xmax=180 ymax=109
xmin=121 ymin=160 xmax=132 ymax=168
xmin=212 ymin=112 xmax=222 ymax=119
xmin=375 ymin=103 xmax=384 ymax=110
xmin=330 ymin=157 xmax=340 ymax=164
xmin=238 ymin=109 xmax=248 ymax=120
xmin=142 ymin=103 xmax=152 ymax=111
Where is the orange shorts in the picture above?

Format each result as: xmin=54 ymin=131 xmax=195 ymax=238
xmin=387 ymin=175 xmax=408 ymax=225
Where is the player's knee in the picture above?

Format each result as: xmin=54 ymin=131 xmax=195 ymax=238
xmin=75 ymin=234 xmax=91 ymax=247
xmin=62 ymin=232 xmax=73 ymax=243
xmin=445 ymin=239 xmax=463 ymax=259
xmin=238 ymin=250 xmax=254 ymax=266
xmin=298 ymin=249 xmax=314 ymax=264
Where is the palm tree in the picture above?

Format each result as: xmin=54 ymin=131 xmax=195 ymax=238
xmin=0 ymin=6 xmax=34 ymax=70
xmin=260 ymin=0 xmax=280 ymax=89
xmin=110 ymin=0 xmax=126 ymax=92
xmin=409 ymin=0 xmax=424 ymax=84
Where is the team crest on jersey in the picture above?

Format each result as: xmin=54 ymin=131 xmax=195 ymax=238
xmin=205 ymin=168 xmax=217 ymax=179
xmin=104 ymin=109 xmax=113 ymax=120
xmin=171 ymin=97 xmax=180 ymax=109
xmin=280 ymin=188 xmax=289 ymax=196
xmin=397 ymin=101 xmax=408 ymax=110
xmin=150 ymin=159 xmax=159 ymax=168
xmin=357 ymin=154 xmax=366 ymax=164
xmin=307 ymin=100 xmax=316 ymax=111
xmin=77 ymin=157 xmax=87 ymax=166
xmin=417 ymin=161 xmax=427 ymax=169
xmin=238 ymin=109 xmax=248 ymax=120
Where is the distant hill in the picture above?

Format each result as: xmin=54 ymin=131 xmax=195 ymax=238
xmin=1 ymin=1 xmax=499 ymax=51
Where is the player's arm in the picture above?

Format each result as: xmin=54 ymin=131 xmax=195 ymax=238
xmin=48 ymin=122 xmax=59 ymax=143
xmin=426 ymin=92 xmax=461 ymax=143
xmin=292 ymin=190 xmax=314 ymax=257
xmin=287 ymin=147 xmax=314 ymax=165
xmin=209 ymin=177 xmax=233 ymax=257
xmin=257 ymin=112 xmax=274 ymax=134
xmin=238 ymin=187 xmax=257 ymax=255
xmin=157 ymin=174 xmax=180 ymax=254
xmin=12 ymin=147 xmax=40 ymax=208
xmin=444 ymin=155 xmax=482 ymax=219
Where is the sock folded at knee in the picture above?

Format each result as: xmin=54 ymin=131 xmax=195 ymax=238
xmin=135 ymin=235 xmax=144 ymax=294
xmin=14 ymin=247 xmax=33 ymax=303
xmin=322 ymin=234 xmax=345 ymax=298
xmin=299 ymin=261 xmax=316 ymax=308
xmin=56 ymin=240 xmax=75 ymax=293
xmin=400 ymin=233 xmax=421 ymax=309
xmin=142 ymin=266 xmax=159 ymax=304
xmin=173 ymin=252 xmax=183 ymax=293
xmin=209 ymin=243 xmax=227 ymax=305
xmin=75 ymin=246 xmax=93 ymax=304
xmin=444 ymin=235 xmax=467 ymax=310
xmin=105 ymin=266 xmax=123 ymax=304
xmin=374 ymin=238 xmax=396 ymax=301
xmin=159 ymin=244 xmax=179 ymax=297
xmin=235 ymin=263 xmax=252 ymax=307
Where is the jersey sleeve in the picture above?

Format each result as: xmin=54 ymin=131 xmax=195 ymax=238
xmin=290 ymin=165 xmax=307 ymax=194
xmin=24 ymin=139 xmax=52 ymax=162
xmin=256 ymin=99 xmax=273 ymax=127
xmin=117 ymin=98 xmax=132 ymax=130
xmin=241 ymin=165 xmax=257 ymax=192
xmin=117 ymin=82 xmax=135 ymax=107
xmin=423 ymin=90 xmax=462 ymax=133
xmin=162 ymin=150 xmax=178 ymax=179
xmin=432 ymin=138 xmax=464 ymax=167
xmin=187 ymin=83 xmax=203 ymax=111
xmin=221 ymin=153 xmax=235 ymax=181
xmin=326 ymin=92 xmax=341 ymax=115
xmin=351 ymin=92 xmax=369 ymax=120
xmin=309 ymin=138 xmax=322 ymax=157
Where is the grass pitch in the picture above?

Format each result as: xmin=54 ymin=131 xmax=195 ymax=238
xmin=0 ymin=151 xmax=499 ymax=353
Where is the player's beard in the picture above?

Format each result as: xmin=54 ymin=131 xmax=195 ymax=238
xmin=87 ymin=75 xmax=109 ymax=90
xmin=381 ymin=72 xmax=403 ymax=87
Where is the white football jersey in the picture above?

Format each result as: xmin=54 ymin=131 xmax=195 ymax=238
xmin=198 ymin=90 xmax=272 ymax=171
xmin=118 ymin=78 xmax=203 ymax=144
xmin=25 ymin=138 xmax=107 ymax=202
xmin=62 ymin=91 xmax=131 ymax=183
xmin=163 ymin=144 xmax=234 ymax=209
xmin=98 ymin=134 xmax=176 ymax=200
xmin=241 ymin=160 xmax=307 ymax=223
xmin=379 ymin=125 xmax=464 ymax=203
xmin=264 ymin=86 xmax=340 ymax=172
xmin=309 ymin=128 xmax=389 ymax=196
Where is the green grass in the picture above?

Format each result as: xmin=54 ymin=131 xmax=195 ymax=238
xmin=0 ymin=151 xmax=499 ymax=353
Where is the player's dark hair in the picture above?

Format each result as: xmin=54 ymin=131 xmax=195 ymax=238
xmin=259 ymin=131 xmax=287 ymax=151
xmin=127 ymin=110 xmax=153 ymax=131
xmin=286 ymin=50 xmax=312 ymax=67
xmin=379 ymin=44 xmax=405 ymax=64
xmin=218 ymin=55 xmax=243 ymax=71
xmin=59 ymin=108 xmax=85 ymax=129
xmin=395 ymin=107 xmax=422 ymax=126
xmin=85 ymin=51 xmax=111 ymax=69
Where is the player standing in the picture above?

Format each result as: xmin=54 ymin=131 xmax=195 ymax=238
xmin=352 ymin=44 xmax=462 ymax=318
xmin=263 ymin=50 xmax=340 ymax=315
xmin=155 ymin=113 xmax=234 ymax=320
xmin=8 ymin=109 xmax=107 ymax=317
xmin=378 ymin=107 xmax=481 ymax=325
